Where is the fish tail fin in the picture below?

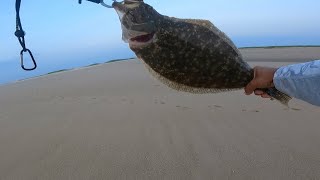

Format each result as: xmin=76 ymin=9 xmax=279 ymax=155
xmin=264 ymin=87 xmax=292 ymax=106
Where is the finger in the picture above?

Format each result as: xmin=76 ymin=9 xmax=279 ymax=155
xmin=245 ymin=80 xmax=258 ymax=95
xmin=254 ymin=90 xmax=264 ymax=95
xmin=261 ymin=93 xmax=272 ymax=98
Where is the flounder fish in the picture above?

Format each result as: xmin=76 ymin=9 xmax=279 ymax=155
xmin=112 ymin=0 xmax=291 ymax=105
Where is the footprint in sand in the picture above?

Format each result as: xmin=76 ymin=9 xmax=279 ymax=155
xmin=53 ymin=96 xmax=64 ymax=100
xmin=283 ymin=107 xmax=301 ymax=111
xmin=214 ymin=105 xmax=223 ymax=108
xmin=154 ymin=99 xmax=166 ymax=105
xmin=208 ymin=105 xmax=224 ymax=110
xmin=248 ymin=109 xmax=260 ymax=113
xmin=241 ymin=109 xmax=260 ymax=113
xmin=176 ymin=105 xmax=191 ymax=110
xmin=119 ymin=97 xmax=135 ymax=105
xmin=121 ymin=97 xmax=128 ymax=102
xmin=291 ymin=108 xmax=301 ymax=111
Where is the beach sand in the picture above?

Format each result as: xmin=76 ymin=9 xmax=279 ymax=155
xmin=0 ymin=47 xmax=319 ymax=180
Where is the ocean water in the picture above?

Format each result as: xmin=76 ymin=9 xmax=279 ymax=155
xmin=0 ymin=48 xmax=135 ymax=85
xmin=233 ymin=35 xmax=320 ymax=48
xmin=1 ymin=35 xmax=320 ymax=85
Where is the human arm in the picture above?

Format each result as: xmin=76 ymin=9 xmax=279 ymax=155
xmin=245 ymin=60 xmax=320 ymax=106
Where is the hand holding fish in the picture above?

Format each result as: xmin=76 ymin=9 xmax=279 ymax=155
xmin=245 ymin=67 xmax=277 ymax=98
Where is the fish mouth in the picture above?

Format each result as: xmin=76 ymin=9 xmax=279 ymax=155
xmin=130 ymin=32 xmax=155 ymax=42
xmin=129 ymin=32 xmax=156 ymax=47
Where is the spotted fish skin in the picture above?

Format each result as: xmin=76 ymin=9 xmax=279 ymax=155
xmin=113 ymin=1 xmax=292 ymax=105
xmin=131 ymin=16 xmax=254 ymax=89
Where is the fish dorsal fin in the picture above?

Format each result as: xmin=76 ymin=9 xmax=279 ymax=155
xmin=175 ymin=18 xmax=242 ymax=57
xmin=179 ymin=19 xmax=214 ymax=29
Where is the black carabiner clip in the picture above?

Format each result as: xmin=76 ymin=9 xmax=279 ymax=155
xmin=20 ymin=49 xmax=37 ymax=71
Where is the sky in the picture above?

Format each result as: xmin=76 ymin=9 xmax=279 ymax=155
xmin=0 ymin=0 xmax=320 ymax=84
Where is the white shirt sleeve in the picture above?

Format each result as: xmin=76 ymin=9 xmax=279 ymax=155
xmin=273 ymin=60 xmax=320 ymax=106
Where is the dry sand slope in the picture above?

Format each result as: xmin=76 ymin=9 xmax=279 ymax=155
xmin=0 ymin=47 xmax=319 ymax=180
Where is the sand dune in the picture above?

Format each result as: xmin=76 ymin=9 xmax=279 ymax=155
xmin=241 ymin=46 xmax=320 ymax=62
xmin=0 ymin=47 xmax=319 ymax=180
